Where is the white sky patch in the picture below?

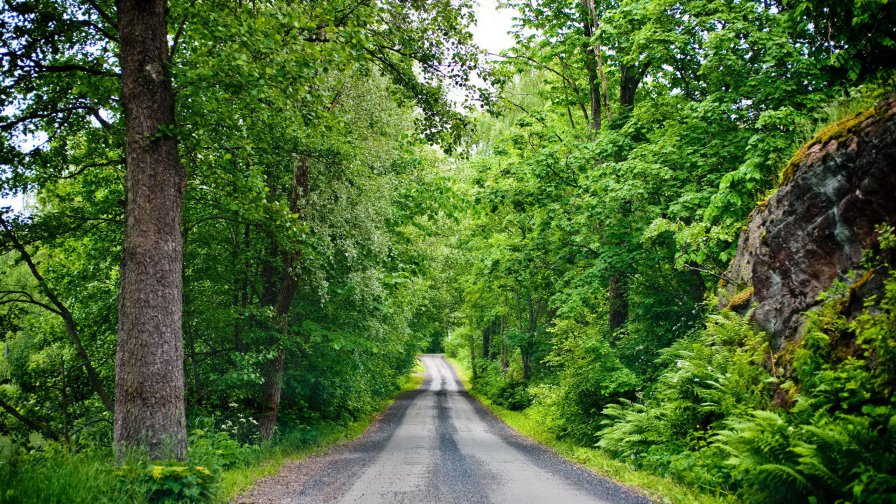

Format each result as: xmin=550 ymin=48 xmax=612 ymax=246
xmin=448 ymin=1 xmax=516 ymax=107
xmin=0 ymin=194 xmax=25 ymax=213
xmin=471 ymin=0 xmax=516 ymax=54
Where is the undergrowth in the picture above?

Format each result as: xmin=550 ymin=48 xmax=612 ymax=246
xmin=456 ymin=227 xmax=896 ymax=503
xmin=446 ymin=357 xmax=733 ymax=504
xmin=0 ymin=371 xmax=422 ymax=503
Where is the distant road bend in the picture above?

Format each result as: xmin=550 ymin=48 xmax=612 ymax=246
xmin=238 ymin=354 xmax=651 ymax=504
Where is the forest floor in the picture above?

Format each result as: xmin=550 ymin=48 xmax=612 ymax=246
xmin=235 ymin=354 xmax=649 ymax=503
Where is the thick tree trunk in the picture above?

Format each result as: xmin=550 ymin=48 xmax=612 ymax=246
xmin=258 ymin=156 xmax=308 ymax=441
xmin=619 ymin=63 xmax=648 ymax=109
xmin=114 ymin=0 xmax=188 ymax=460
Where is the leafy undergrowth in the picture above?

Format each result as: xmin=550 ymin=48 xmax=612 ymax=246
xmin=446 ymin=358 xmax=735 ymax=504
xmin=0 ymin=372 xmax=423 ymax=504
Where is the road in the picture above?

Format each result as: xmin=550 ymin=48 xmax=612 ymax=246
xmin=237 ymin=354 xmax=651 ymax=504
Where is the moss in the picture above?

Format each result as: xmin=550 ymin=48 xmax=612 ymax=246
xmin=838 ymin=269 xmax=877 ymax=314
xmin=778 ymin=105 xmax=880 ymax=186
xmin=723 ymin=285 xmax=754 ymax=312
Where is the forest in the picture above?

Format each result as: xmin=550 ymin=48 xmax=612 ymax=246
xmin=1 ymin=0 xmax=895 ymax=502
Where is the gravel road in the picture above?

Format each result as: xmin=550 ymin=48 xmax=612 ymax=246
xmin=236 ymin=354 xmax=652 ymax=504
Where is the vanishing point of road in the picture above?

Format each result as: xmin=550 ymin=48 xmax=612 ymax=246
xmin=238 ymin=354 xmax=652 ymax=504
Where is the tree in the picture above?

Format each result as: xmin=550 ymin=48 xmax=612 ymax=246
xmin=114 ymin=0 xmax=187 ymax=460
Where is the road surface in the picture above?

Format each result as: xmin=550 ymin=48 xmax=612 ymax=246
xmin=237 ymin=354 xmax=651 ymax=504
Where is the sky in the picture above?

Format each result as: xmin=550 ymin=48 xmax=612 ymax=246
xmin=471 ymin=0 xmax=516 ymax=54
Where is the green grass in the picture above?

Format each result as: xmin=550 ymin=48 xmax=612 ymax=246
xmin=0 ymin=369 xmax=423 ymax=504
xmin=445 ymin=357 xmax=736 ymax=504
xmin=0 ymin=448 xmax=150 ymax=504
xmin=217 ymin=368 xmax=423 ymax=501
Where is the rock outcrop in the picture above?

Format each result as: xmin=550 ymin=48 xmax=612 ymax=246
xmin=719 ymin=95 xmax=896 ymax=349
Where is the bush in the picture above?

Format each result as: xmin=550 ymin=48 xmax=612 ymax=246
xmin=713 ymin=268 xmax=896 ymax=503
xmin=472 ymin=359 xmax=532 ymax=410
xmin=121 ymin=464 xmax=216 ymax=503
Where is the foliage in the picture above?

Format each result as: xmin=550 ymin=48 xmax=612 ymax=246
xmin=133 ymin=464 xmax=216 ymax=503
xmin=0 ymin=437 xmax=149 ymax=504
xmin=449 ymin=1 xmax=894 ymax=501
xmin=594 ymin=267 xmax=896 ymax=502
xmin=1 ymin=0 xmax=894 ymax=501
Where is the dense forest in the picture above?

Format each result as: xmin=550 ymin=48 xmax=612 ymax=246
xmin=1 ymin=0 xmax=895 ymax=502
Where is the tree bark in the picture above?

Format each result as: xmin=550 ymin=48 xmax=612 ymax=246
xmin=114 ymin=0 xmax=188 ymax=460
xmin=585 ymin=0 xmax=610 ymax=119
xmin=258 ymin=156 xmax=308 ymax=441
xmin=499 ymin=315 xmax=508 ymax=372
xmin=619 ymin=63 xmax=648 ymax=109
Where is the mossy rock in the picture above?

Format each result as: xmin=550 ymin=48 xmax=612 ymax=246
xmin=778 ymin=100 xmax=893 ymax=187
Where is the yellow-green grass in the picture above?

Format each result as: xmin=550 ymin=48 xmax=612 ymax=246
xmin=218 ymin=368 xmax=423 ymax=501
xmin=413 ymin=356 xmax=426 ymax=375
xmin=445 ymin=358 xmax=736 ymax=504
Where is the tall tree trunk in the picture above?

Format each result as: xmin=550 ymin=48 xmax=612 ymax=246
xmin=258 ymin=156 xmax=308 ymax=441
xmin=482 ymin=319 xmax=491 ymax=360
xmin=115 ymin=0 xmax=188 ymax=460
xmin=608 ymin=274 xmax=629 ymax=342
xmin=522 ymin=296 xmax=540 ymax=380
xmin=580 ymin=1 xmax=601 ymax=129
xmin=499 ymin=314 xmax=508 ymax=372
xmin=585 ymin=0 xmax=610 ymax=119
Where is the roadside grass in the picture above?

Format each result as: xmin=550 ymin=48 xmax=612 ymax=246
xmin=0 ymin=447 xmax=151 ymax=504
xmin=445 ymin=357 xmax=736 ymax=504
xmin=0 ymin=370 xmax=422 ymax=504
xmin=218 ymin=369 xmax=423 ymax=501
xmin=413 ymin=356 xmax=426 ymax=375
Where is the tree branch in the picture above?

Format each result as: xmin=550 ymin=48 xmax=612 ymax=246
xmin=0 ymin=395 xmax=58 ymax=439
xmin=84 ymin=0 xmax=118 ymax=33
xmin=500 ymin=96 xmax=564 ymax=143
xmin=0 ymin=215 xmax=114 ymax=412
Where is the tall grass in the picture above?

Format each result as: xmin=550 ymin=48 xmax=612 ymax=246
xmin=0 ymin=447 xmax=150 ymax=504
